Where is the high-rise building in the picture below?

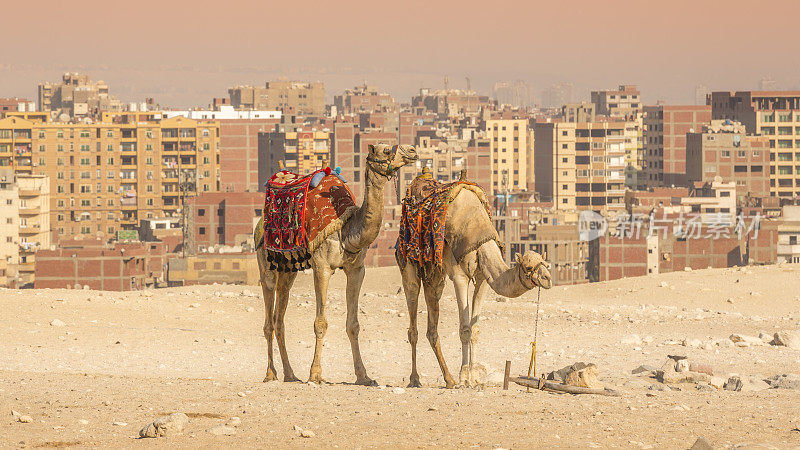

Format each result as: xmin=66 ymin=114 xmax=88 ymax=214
xmin=411 ymin=89 xmax=495 ymax=119
xmin=591 ymin=85 xmax=642 ymax=120
xmin=334 ymin=84 xmax=396 ymax=114
xmin=0 ymin=170 xmax=49 ymax=287
xmin=534 ymin=120 xmax=627 ymax=211
xmin=493 ymin=80 xmax=533 ymax=108
xmin=711 ymin=91 xmax=800 ymax=198
xmin=540 ymin=82 xmax=574 ymax=109
xmin=686 ymin=120 xmax=770 ymax=199
xmin=486 ymin=119 xmax=531 ymax=192
xmin=228 ymin=85 xmax=269 ymax=110
xmin=642 ymin=104 xmax=712 ymax=187
xmin=695 ymin=85 xmax=710 ymax=106
xmin=561 ymin=102 xmax=596 ymax=123
xmin=37 ymin=73 xmax=122 ymax=119
xmin=0 ymin=113 xmax=221 ymax=242
xmin=257 ymin=125 xmax=330 ymax=186
xmin=0 ymin=168 xmax=19 ymax=286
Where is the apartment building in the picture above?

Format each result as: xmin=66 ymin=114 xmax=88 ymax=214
xmin=0 ymin=169 xmax=19 ymax=286
xmin=711 ymin=91 xmax=800 ymax=198
xmin=257 ymin=126 xmax=331 ymax=186
xmin=37 ymin=73 xmax=122 ymax=119
xmin=540 ymin=82 xmax=574 ymax=109
xmin=0 ymin=97 xmax=35 ymax=114
xmin=229 ymin=81 xmax=325 ymax=116
xmin=493 ymin=80 xmax=533 ymax=109
xmin=411 ymin=88 xmax=495 ymax=119
xmin=165 ymin=106 xmax=282 ymax=192
xmin=534 ymin=120 xmax=627 ymax=211
xmin=686 ymin=120 xmax=770 ymax=199
xmin=0 ymin=113 xmax=220 ymax=242
xmin=334 ymin=84 xmax=396 ymax=114
xmin=485 ymin=118 xmax=530 ymax=192
xmin=643 ymin=104 xmax=712 ymax=187
xmin=591 ymin=85 xmax=642 ymax=119
xmin=562 ymin=102 xmax=596 ymax=123
xmin=16 ymin=174 xmax=50 ymax=286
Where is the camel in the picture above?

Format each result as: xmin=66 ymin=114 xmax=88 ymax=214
xmin=253 ymin=143 xmax=417 ymax=386
xmin=397 ymin=180 xmax=553 ymax=388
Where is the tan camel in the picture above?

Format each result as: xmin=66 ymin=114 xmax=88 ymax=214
xmin=254 ymin=143 xmax=418 ymax=385
xmin=397 ymin=186 xmax=553 ymax=388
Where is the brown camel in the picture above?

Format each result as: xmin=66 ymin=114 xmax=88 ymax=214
xmin=397 ymin=185 xmax=552 ymax=388
xmin=253 ymin=143 xmax=417 ymax=386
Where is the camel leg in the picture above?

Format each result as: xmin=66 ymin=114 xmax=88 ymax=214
xmin=308 ymin=263 xmax=331 ymax=384
xmin=424 ymin=276 xmax=456 ymax=389
xmin=400 ymin=263 xmax=422 ymax=388
xmin=274 ymin=271 xmax=300 ymax=382
xmin=259 ymin=267 xmax=278 ymax=382
xmin=468 ymin=274 xmax=490 ymax=386
xmin=344 ymin=264 xmax=376 ymax=386
xmin=451 ymin=271 xmax=472 ymax=387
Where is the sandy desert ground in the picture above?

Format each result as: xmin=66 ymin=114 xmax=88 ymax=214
xmin=2 ymin=264 xmax=800 ymax=448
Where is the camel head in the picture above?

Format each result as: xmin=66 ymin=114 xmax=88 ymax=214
xmin=515 ymin=251 xmax=552 ymax=290
xmin=366 ymin=143 xmax=418 ymax=180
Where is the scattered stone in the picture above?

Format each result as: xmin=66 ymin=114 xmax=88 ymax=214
xmin=676 ymin=360 xmax=690 ymax=373
xmin=547 ymin=362 xmax=591 ymax=382
xmin=729 ymin=334 xmax=763 ymax=345
xmin=709 ymin=377 xmax=726 ymax=390
xmin=631 ymin=365 xmax=658 ymax=375
xmin=684 ymin=267 xmax=693 ymax=272
xmin=207 ymin=424 xmax=237 ymax=436
xmin=237 ymin=392 xmax=246 ymax=397
xmin=18 ymin=415 xmax=33 ymax=423
xmin=50 ymin=319 xmax=66 ymax=327
xmin=563 ymin=364 xmax=603 ymax=389
xmin=300 ymin=429 xmax=315 ymax=438
xmin=689 ymin=362 xmax=714 ymax=376
xmin=772 ymin=331 xmax=800 ymax=349
xmin=78 ymin=419 xmax=89 ymax=425
xmin=682 ymin=339 xmax=703 ymax=348
xmin=226 ymin=417 xmax=242 ymax=427
xmin=659 ymin=281 xmax=669 ymax=288
xmin=392 ymin=387 xmax=406 ymax=394
xmin=689 ymin=436 xmax=714 ymax=450
xmin=724 ymin=376 xmax=769 ymax=392
xmin=139 ymin=412 xmax=189 ymax=438
xmin=696 ymin=382 xmax=716 ymax=393
xmin=112 ymin=422 xmax=128 ymax=427
xmin=11 ymin=410 xmax=21 ymax=419
xmin=495 ymin=296 xmax=507 ymax=303
xmin=765 ymin=374 xmax=800 ymax=390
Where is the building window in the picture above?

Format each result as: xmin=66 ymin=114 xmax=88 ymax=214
xmin=199 ymin=227 xmax=206 ymax=235
xmin=217 ymin=227 xmax=223 ymax=234
xmin=198 ymin=209 xmax=205 ymax=216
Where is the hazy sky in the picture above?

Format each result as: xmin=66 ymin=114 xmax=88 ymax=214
xmin=2 ymin=0 xmax=799 ymax=107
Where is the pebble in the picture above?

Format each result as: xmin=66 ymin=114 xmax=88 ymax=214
xmin=226 ymin=417 xmax=242 ymax=427
xmin=18 ymin=415 xmax=33 ymax=423
xmin=300 ymin=429 xmax=315 ymax=438
xmin=50 ymin=319 xmax=66 ymax=327
xmin=392 ymin=387 xmax=406 ymax=394
xmin=112 ymin=422 xmax=128 ymax=427
xmin=139 ymin=412 xmax=189 ymax=438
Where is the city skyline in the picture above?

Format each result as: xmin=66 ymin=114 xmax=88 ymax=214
xmin=1 ymin=0 xmax=799 ymax=108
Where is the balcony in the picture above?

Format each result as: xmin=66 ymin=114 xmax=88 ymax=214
xmin=19 ymin=206 xmax=41 ymax=215
xmin=18 ymin=188 xmax=41 ymax=197
xmin=120 ymin=197 xmax=137 ymax=208
xmin=19 ymin=225 xmax=41 ymax=234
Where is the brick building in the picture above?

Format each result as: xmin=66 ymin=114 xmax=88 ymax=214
xmin=334 ymin=84 xmax=396 ymax=114
xmin=711 ymin=91 xmax=800 ymax=198
xmin=643 ymin=105 xmax=711 ymax=187
xmin=258 ymin=125 xmax=331 ymax=187
xmin=34 ymin=240 xmax=174 ymax=290
xmin=686 ymin=120 xmax=770 ymax=199
xmin=591 ymin=85 xmax=642 ymax=120
xmin=185 ymin=192 xmax=263 ymax=252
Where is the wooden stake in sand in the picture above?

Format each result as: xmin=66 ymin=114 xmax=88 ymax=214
xmin=503 ymin=360 xmax=511 ymax=390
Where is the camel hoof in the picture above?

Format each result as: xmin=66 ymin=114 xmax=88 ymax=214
xmin=263 ymin=371 xmax=278 ymax=382
xmin=308 ymin=373 xmax=326 ymax=384
xmin=284 ymin=375 xmax=302 ymax=383
xmin=444 ymin=379 xmax=457 ymax=389
xmin=355 ymin=376 xmax=378 ymax=387
xmin=407 ymin=378 xmax=422 ymax=388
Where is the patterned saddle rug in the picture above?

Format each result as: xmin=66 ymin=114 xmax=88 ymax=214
xmin=263 ymin=169 xmax=357 ymax=271
xmin=396 ymin=175 xmax=492 ymax=277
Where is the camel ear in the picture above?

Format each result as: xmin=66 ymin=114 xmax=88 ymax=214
xmin=368 ymin=144 xmax=376 ymax=154
xmin=515 ymin=253 xmax=522 ymax=265
xmin=542 ymin=252 xmax=547 ymax=261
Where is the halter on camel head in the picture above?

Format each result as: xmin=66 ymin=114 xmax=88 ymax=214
xmin=366 ymin=144 xmax=418 ymax=179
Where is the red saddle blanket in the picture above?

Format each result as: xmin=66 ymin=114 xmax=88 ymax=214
xmin=264 ymin=169 xmax=357 ymax=271
xmin=396 ymin=176 xmax=491 ymax=276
